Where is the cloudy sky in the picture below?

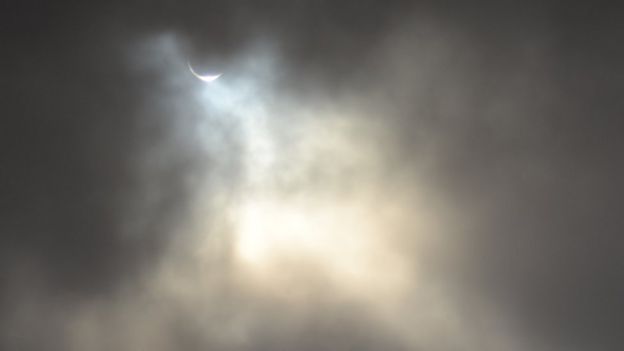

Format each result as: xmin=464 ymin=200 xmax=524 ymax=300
xmin=2 ymin=1 xmax=623 ymax=350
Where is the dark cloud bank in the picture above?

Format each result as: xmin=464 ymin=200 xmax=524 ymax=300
xmin=2 ymin=1 xmax=623 ymax=350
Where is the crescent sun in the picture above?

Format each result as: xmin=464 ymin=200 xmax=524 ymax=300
xmin=188 ymin=62 xmax=222 ymax=82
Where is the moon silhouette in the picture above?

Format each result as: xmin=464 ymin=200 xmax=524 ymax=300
xmin=188 ymin=62 xmax=221 ymax=82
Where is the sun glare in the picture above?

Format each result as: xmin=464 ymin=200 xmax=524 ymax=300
xmin=232 ymin=195 xmax=410 ymax=302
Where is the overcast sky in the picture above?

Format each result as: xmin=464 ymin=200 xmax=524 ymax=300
xmin=2 ymin=1 xmax=623 ymax=350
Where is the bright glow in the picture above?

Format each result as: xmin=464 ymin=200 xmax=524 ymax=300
xmin=232 ymin=194 xmax=410 ymax=302
xmin=188 ymin=62 xmax=222 ymax=82
xmin=236 ymin=198 xmax=367 ymax=268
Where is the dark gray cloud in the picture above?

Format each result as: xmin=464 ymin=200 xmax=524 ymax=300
xmin=2 ymin=1 xmax=623 ymax=350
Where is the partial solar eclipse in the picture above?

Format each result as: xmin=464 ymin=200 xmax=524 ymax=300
xmin=188 ymin=62 xmax=221 ymax=82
